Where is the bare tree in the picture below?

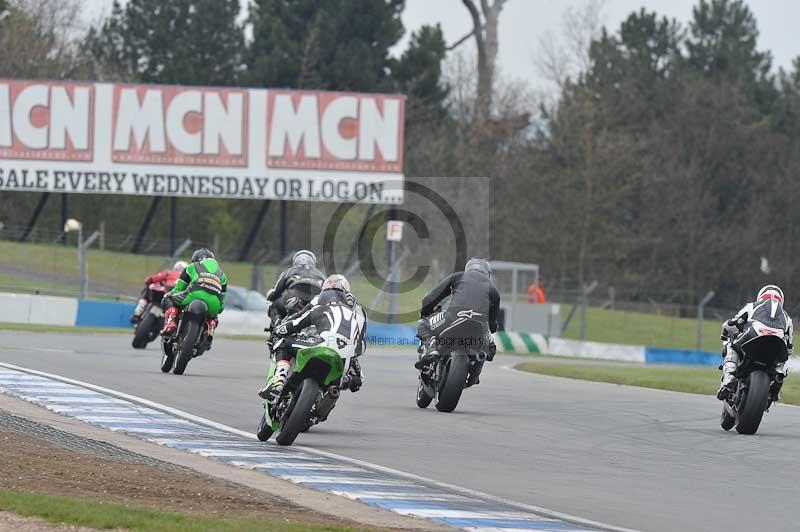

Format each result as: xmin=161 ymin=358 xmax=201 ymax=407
xmin=0 ymin=0 xmax=87 ymax=79
xmin=534 ymin=0 xmax=606 ymax=94
xmin=454 ymin=0 xmax=508 ymax=122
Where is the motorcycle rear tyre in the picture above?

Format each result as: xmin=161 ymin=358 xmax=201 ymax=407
xmin=173 ymin=321 xmax=199 ymax=375
xmin=736 ymin=370 xmax=770 ymax=435
xmin=276 ymin=378 xmax=319 ymax=446
xmin=435 ymin=352 xmax=469 ymax=413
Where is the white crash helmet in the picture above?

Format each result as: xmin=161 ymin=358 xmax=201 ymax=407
xmin=322 ymin=274 xmax=351 ymax=295
xmin=173 ymin=260 xmax=188 ymax=272
xmin=757 ymin=285 xmax=784 ymax=303
xmin=292 ymin=249 xmax=317 ymax=268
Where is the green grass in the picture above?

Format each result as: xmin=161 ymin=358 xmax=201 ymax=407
xmin=0 ymin=490 xmax=369 ymax=532
xmin=560 ymin=305 xmax=722 ymax=352
xmin=515 ymin=361 xmax=800 ymax=405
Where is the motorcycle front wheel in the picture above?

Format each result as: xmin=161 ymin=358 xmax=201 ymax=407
xmin=416 ymin=376 xmax=434 ymax=408
xmin=720 ymin=404 xmax=735 ymax=431
xmin=256 ymin=411 xmax=273 ymax=441
xmin=132 ymin=312 xmax=158 ymax=349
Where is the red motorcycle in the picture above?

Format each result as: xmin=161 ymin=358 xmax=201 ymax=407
xmin=132 ymin=281 xmax=169 ymax=349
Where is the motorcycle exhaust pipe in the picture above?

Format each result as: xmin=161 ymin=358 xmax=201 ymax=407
xmin=315 ymin=386 xmax=339 ymax=421
xmin=475 ymin=351 xmax=488 ymax=362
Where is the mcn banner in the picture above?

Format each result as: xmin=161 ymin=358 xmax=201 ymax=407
xmin=0 ymin=80 xmax=405 ymax=204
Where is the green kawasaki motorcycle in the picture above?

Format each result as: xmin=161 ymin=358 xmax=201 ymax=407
xmin=257 ymin=331 xmax=357 ymax=446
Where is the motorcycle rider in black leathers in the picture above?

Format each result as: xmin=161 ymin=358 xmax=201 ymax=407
xmin=415 ymin=257 xmax=500 ymax=386
xmin=258 ymin=274 xmax=367 ymax=404
xmin=266 ymin=250 xmax=325 ymax=330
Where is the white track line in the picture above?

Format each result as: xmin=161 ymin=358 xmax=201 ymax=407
xmin=0 ymin=361 xmax=640 ymax=532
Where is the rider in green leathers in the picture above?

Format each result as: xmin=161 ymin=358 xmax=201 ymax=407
xmin=162 ymin=248 xmax=228 ymax=342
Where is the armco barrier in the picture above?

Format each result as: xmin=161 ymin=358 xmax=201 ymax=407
xmin=644 ymin=348 xmax=719 ymax=366
xmin=548 ymin=338 xmax=646 ymax=363
xmin=366 ymin=323 xmax=417 ymax=346
xmin=0 ymin=292 xmax=78 ymax=326
xmin=494 ymin=331 xmax=547 ymax=353
xmin=494 ymin=329 xmax=724 ymax=366
xmin=75 ymin=300 xmax=136 ymax=328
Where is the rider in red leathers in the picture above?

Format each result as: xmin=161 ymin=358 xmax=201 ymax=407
xmin=130 ymin=261 xmax=187 ymax=323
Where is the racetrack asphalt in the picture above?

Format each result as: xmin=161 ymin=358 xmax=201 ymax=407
xmin=1 ymin=330 xmax=797 ymax=532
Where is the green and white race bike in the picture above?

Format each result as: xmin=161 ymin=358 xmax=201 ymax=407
xmin=257 ymin=330 xmax=357 ymax=446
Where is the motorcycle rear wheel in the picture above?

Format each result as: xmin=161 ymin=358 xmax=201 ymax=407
xmin=736 ymin=370 xmax=770 ymax=435
xmin=276 ymin=378 xmax=319 ymax=446
xmin=173 ymin=321 xmax=199 ymax=375
xmin=435 ymin=352 xmax=469 ymax=413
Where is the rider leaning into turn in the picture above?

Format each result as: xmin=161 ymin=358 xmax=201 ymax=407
xmin=130 ymin=260 xmax=187 ymax=323
xmin=162 ymin=248 xmax=228 ymax=342
xmin=717 ymin=284 xmax=793 ymax=401
xmin=416 ymin=257 xmax=500 ymax=386
xmin=266 ymin=250 xmax=325 ymax=326
xmin=258 ymin=274 xmax=367 ymax=402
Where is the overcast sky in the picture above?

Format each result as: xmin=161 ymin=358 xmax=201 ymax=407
xmin=84 ymin=0 xmax=800 ymax=89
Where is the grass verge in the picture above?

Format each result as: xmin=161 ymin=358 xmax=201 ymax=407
xmin=0 ymin=490 xmax=369 ymax=532
xmin=515 ymin=361 xmax=800 ymax=405
xmin=560 ymin=305 xmax=722 ymax=352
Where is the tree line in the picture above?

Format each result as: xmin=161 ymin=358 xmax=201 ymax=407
xmin=0 ymin=0 xmax=797 ymax=309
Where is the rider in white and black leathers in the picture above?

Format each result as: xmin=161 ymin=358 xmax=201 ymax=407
xmin=416 ymin=257 xmax=500 ymax=386
xmin=258 ymin=274 xmax=367 ymax=402
xmin=718 ymin=284 xmax=793 ymax=401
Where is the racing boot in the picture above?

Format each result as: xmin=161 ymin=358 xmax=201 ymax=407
xmin=414 ymin=337 xmax=440 ymax=369
xmin=716 ymin=361 xmax=737 ymax=400
xmin=257 ymin=361 xmax=290 ymax=403
xmin=161 ymin=306 xmax=179 ymax=336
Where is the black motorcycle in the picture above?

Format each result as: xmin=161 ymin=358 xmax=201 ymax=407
xmin=132 ymin=281 xmax=169 ymax=349
xmin=721 ymin=313 xmax=789 ymax=434
xmin=160 ymin=300 xmax=213 ymax=375
xmin=416 ymin=312 xmax=489 ymax=413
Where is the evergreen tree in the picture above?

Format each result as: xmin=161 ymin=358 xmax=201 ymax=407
xmin=91 ymin=0 xmax=244 ymax=85
xmin=686 ymin=0 xmax=776 ymax=113
xmin=391 ymin=24 xmax=449 ymax=119
xmin=246 ymin=0 xmax=403 ymax=92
